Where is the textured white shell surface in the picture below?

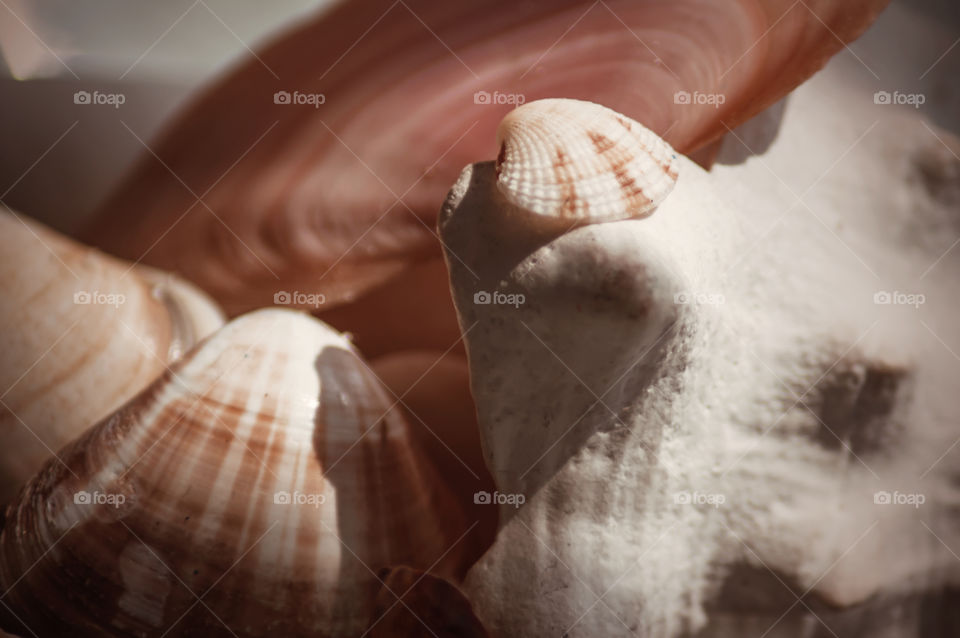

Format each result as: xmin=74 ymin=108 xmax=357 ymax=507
xmin=442 ymin=80 xmax=960 ymax=636
xmin=495 ymin=98 xmax=679 ymax=221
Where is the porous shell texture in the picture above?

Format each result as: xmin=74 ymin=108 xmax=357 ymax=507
xmin=439 ymin=106 xmax=960 ymax=635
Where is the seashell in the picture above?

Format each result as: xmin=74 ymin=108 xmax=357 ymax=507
xmin=0 ymin=209 xmax=224 ymax=503
xmin=0 ymin=308 xmax=472 ymax=637
xmin=494 ymin=99 xmax=679 ymax=222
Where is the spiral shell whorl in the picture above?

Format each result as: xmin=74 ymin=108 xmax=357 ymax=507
xmin=495 ymin=99 xmax=678 ymax=222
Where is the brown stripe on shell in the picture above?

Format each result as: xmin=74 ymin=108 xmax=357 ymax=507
xmin=142 ymin=344 xmax=277 ymax=524
xmin=553 ymin=148 xmax=581 ymax=219
xmin=595 ymin=129 xmax=677 ymax=182
xmin=649 ymin=149 xmax=679 ymax=180
xmin=214 ymin=348 xmax=290 ymax=571
xmin=212 ymin=348 xmax=289 ymax=507
xmin=587 ymin=131 xmax=653 ymax=211
xmin=665 ymin=162 xmax=679 ymax=181
xmin=586 ymin=130 xmax=617 ymax=154
xmin=638 ymin=140 xmax=679 ymax=180
xmin=122 ymin=365 xmax=228 ymax=493
xmin=612 ymin=114 xmax=677 ymax=179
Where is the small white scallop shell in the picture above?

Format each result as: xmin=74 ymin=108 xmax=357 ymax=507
xmin=495 ymin=98 xmax=679 ymax=222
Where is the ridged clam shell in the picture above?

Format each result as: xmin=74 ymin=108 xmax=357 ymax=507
xmin=0 ymin=209 xmax=224 ymax=503
xmin=495 ymin=99 xmax=679 ymax=222
xmin=0 ymin=308 xmax=468 ymax=637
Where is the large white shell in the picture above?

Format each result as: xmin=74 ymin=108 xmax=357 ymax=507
xmin=495 ymin=98 xmax=679 ymax=222
xmin=0 ymin=309 xmax=470 ymax=637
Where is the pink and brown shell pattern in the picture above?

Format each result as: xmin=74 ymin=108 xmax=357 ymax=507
xmin=494 ymin=99 xmax=679 ymax=223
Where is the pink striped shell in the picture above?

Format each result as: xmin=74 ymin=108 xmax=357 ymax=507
xmin=495 ymin=98 xmax=679 ymax=222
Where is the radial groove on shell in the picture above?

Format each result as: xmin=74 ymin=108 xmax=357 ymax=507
xmin=495 ymin=98 xmax=679 ymax=222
